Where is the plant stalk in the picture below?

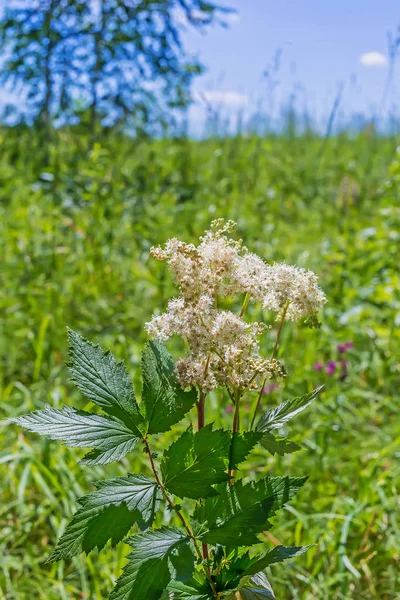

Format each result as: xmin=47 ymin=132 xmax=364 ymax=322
xmin=196 ymin=388 xmax=210 ymax=561
xmin=228 ymin=391 xmax=241 ymax=481
xmin=144 ymin=437 xmax=218 ymax=598
xmin=197 ymin=391 xmax=206 ymax=430
xmin=239 ymin=292 xmax=250 ymax=317
xmin=249 ymin=302 xmax=289 ymax=430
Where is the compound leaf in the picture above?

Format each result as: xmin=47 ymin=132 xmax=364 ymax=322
xmin=110 ymin=527 xmax=193 ymax=600
xmin=242 ymin=545 xmax=313 ymax=577
xmin=167 ymin=572 xmax=214 ymax=600
xmin=47 ymin=475 xmax=160 ymax=562
xmin=239 ymin=573 xmax=275 ymax=600
xmin=256 ymin=387 xmax=323 ymax=432
xmin=161 ymin=425 xmax=231 ymax=499
xmin=259 ymin=432 xmax=301 ymax=457
xmin=214 ymin=552 xmax=255 ymax=591
xmin=141 ymin=341 xmax=197 ymax=435
xmin=67 ymin=328 xmax=144 ymax=434
xmin=13 ymin=405 xmax=139 ymax=465
xmin=229 ymin=432 xmax=262 ymax=470
xmin=193 ymin=476 xmax=307 ymax=547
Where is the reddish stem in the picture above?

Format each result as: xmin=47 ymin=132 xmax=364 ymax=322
xmin=196 ymin=390 xmax=209 ymax=560
xmin=197 ymin=391 xmax=205 ymax=430
xmin=144 ymin=437 xmax=217 ymax=597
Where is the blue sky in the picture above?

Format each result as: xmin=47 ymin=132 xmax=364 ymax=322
xmin=183 ymin=0 xmax=400 ymax=131
xmin=1 ymin=1 xmax=399 ymax=132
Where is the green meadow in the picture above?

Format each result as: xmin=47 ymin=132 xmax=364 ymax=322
xmin=1 ymin=126 xmax=399 ymax=599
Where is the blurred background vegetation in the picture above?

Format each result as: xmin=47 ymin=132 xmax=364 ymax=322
xmin=0 ymin=1 xmax=399 ymax=599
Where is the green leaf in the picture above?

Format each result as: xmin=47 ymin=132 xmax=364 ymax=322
xmin=193 ymin=476 xmax=307 ymax=547
xmin=67 ymin=329 xmax=144 ymax=434
xmin=239 ymin=573 xmax=275 ymax=600
xmin=161 ymin=425 xmax=231 ymax=499
xmin=13 ymin=405 xmax=139 ymax=465
xmin=141 ymin=341 xmax=197 ymax=434
xmin=242 ymin=545 xmax=312 ymax=577
xmin=110 ymin=550 xmax=170 ymax=600
xmin=229 ymin=432 xmax=262 ymax=470
xmin=167 ymin=573 xmax=214 ymax=600
xmin=169 ymin=540 xmax=197 ymax=583
xmin=47 ymin=475 xmax=160 ymax=562
xmin=215 ymin=552 xmax=255 ymax=591
xmin=110 ymin=527 xmax=193 ymax=600
xmin=259 ymin=432 xmax=301 ymax=457
xmin=256 ymin=387 xmax=323 ymax=432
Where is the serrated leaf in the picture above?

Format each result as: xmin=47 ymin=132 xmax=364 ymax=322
xmin=256 ymin=387 xmax=323 ymax=432
xmin=13 ymin=405 xmax=139 ymax=465
xmin=47 ymin=475 xmax=160 ymax=562
xmin=111 ymin=551 xmax=170 ymax=600
xmin=167 ymin=573 xmax=213 ymax=600
xmin=67 ymin=329 xmax=144 ymax=434
xmin=239 ymin=573 xmax=275 ymax=600
xmin=49 ymin=503 xmax=134 ymax=562
xmin=242 ymin=545 xmax=312 ymax=577
xmin=259 ymin=432 xmax=301 ymax=457
xmin=215 ymin=552 xmax=255 ymax=591
xmin=229 ymin=432 xmax=262 ymax=470
xmin=169 ymin=541 xmax=197 ymax=583
xmin=141 ymin=341 xmax=197 ymax=434
xmin=111 ymin=527 xmax=193 ymax=600
xmin=161 ymin=425 xmax=231 ymax=499
xmin=193 ymin=476 xmax=307 ymax=547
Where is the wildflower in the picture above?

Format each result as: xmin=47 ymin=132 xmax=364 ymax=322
xmin=149 ymin=220 xmax=241 ymax=301
xmin=146 ymin=294 xmax=284 ymax=392
xmin=262 ymin=383 xmax=279 ymax=395
xmin=232 ymin=251 xmax=271 ymax=302
xmin=337 ymin=341 xmax=353 ymax=353
xmin=262 ymin=263 xmax=327 ymax=323
xmin=325 ymin=361 xmax=337 ymax=375
xmin=313 ymin=362 xmax=324 ymax=371
xmin=146 ymin=220 xmax=325 ymax=393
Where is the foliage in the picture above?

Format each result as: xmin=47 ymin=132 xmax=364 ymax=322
xmin=1 ymin=126 xmax=399 ymax=599
xmin=14 ymin=324 xmax=318 ymax=599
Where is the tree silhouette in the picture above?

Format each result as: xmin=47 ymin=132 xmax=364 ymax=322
xmin=0 ymin=0 xmax=230 ymax=132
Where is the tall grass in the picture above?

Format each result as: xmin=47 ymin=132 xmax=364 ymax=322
xmin=1 ymin=123 xmax=399 ymax=599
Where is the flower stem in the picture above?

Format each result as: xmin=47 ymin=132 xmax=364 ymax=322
xmin=249 ymin=381 xmax=265 ymax=431
xmin=197 ymin=392 xmax=205 ymax=429
xmin=196 ymin=366 xmax=211 ymax=561
xmin=228 ymin=391 xmax=241 ymax=481
xmin=239 ymin=292 xmax=250 ymax=317
xmin=249 ymin=303 xmax=289 ymax=430
xmin=270 ymin=302 xmax=289 ymax=361
xmin=196 ymin=390 xmax=208 ymax=559
xmin=232 ymin=392 xmax=241 ymax=434
xmin=144 ymin=437 xmax=218 ymax=598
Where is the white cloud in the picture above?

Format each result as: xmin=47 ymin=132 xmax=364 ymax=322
xmin=193 ymin=91 xmax=248 ymax=107
xmin=360 ymin=52 xmax=388 ymax=67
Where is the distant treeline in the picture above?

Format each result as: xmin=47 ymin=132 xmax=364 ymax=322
xmin=0 ymin=0 xmax=230 ymax=133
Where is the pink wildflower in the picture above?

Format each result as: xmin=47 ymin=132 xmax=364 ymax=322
xmin=337 ymin=342 xmax=354 ymax=354
xmin=262 ymin=383 xmax=279 ymax=395
xmin=326 ymin=361 xmax=337 ymax=375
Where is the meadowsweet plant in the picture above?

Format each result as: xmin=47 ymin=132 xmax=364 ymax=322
xmin=14 ymin=220 xmax=327 ymax=599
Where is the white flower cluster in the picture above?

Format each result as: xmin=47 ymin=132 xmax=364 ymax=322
xmin=146 ymin=294 xmax=283 ymax=391
xmin=262 ymin=263 xmax=327 ymax=322
xmin=146 ymin=220 xmax=326 ymax=392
